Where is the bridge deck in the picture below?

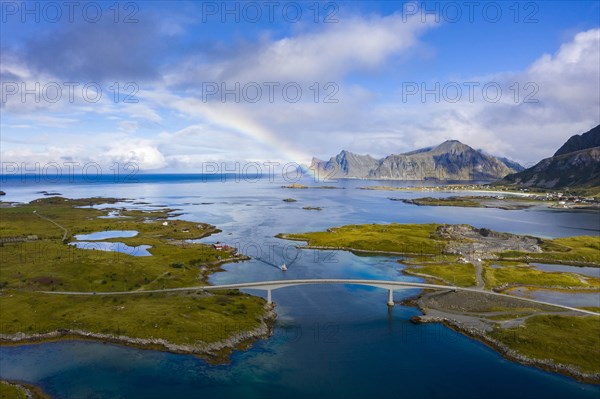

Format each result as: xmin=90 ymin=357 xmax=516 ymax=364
xmin=41 ymin=279 xmax=600 ymax=316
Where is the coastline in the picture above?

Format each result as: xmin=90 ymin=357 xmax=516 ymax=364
xmin=0 ymin=197 xmax=277 ymax=365
xmin=408 ymin=307 xmax=600 ymax=385
xmin=288 ymin=244 xmax=427 ymax=257
xmin=398 ymin=276 xmax=600 ymax=384
xmin=276 ymin=233 xmax=600 ymax=384
xmin=0 ymin=380 xmax=52 ymax=399
xmin=0 ymin=304 xmax=277 ymax=364
xmin=275 ymin=234 xmax=433 ymax=257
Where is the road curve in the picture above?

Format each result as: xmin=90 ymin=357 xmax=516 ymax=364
xmin=39 ymin=278 xmax=600 ymax=316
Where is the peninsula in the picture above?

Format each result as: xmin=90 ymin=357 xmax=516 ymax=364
xmin=0 ymin=197 xmax=274 ymax=362
xmin=278 ymin=223 xmax=600 ymax=383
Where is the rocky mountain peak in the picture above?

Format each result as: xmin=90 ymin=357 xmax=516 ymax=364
xmin=554 ymin=125 xmax=600 ymax=157
xmin=310 ymin=140 xmax=522 ymax=181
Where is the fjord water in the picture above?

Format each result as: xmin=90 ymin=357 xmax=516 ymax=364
xmin=1 ymin=175 xmax=599 ymax=399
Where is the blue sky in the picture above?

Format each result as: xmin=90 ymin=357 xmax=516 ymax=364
xmin=1 ymin=1 xmax=599 ymax=170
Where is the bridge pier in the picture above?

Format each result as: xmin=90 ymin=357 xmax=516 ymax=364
xmin=267 ymin=289 xmax=272 ymax=305
xmin=387 ymin=289 xmax=394 ymax=307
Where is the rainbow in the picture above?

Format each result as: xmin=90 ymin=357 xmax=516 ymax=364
xmin=200 ymin=102 xmax=313 ymax=167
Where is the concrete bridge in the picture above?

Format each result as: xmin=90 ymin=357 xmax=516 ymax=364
xmin=42 ymin=279 xmax=600 ymax=316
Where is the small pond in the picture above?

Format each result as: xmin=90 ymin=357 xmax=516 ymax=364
xmin=98 ymin=211 xmax=129 ymax=219
xmin=73 ymin=230 xmax=139 ymax=240
xmin=69 ymin=241 xmax=152 ymax=256
xmin=508 ymin=287 xmax=600 ymax=308
xmin=529 ymin=263 xmax=600 ymax=278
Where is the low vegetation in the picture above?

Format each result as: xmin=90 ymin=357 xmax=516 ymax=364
xmin=403 ymin=197 xmax=483 ymax=207
xmin=281 ymin=223 xmax=445 ymax=255
xmin=499 ymin=235 xmax=600 ymax=265
xmin=1 ymin=290 xmax=265 ymax=346
xmin=400 ymin=196 xmax=535 ymax=210
xmin=0 ymin=382 xmax=27 ymax=399
xmin=0 ymin=197 xmax=234 ymax=292
xmin=0 ymin=380 xmax=49 ymax=399
xmin=280 ymin=222 xmax=600 ymax=379
xmin=0 ymin=197 xmax=270 ymax=356
xmin=490 ymin=315 xmax=600 ymax=374
xmin=483 ymin=263 xmax=600 ymax=290
xmin=404 ymin=262 xmax=476 ymax=287
xmin=282 ymin=223 xmax=600 ymax=267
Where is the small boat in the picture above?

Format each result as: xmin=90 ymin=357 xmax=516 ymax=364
xmin=281 ymin=263 xmax=287 ymax=271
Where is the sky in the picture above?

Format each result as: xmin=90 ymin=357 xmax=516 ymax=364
xmin=1 ymin=0 xmax=599 ymax=171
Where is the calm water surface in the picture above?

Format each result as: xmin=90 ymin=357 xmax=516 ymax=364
xmin=508 ymin=287 xmax=600 ymax=308
xmin=530 ymin=263 xmax=600 ymax=278
xmin=68 ymin=241 xmax=152 ymax=257
xmin=73 ymin=230 xmax=139 ymax=240
xmin=1 ymin=175 xmax=598 ymax=398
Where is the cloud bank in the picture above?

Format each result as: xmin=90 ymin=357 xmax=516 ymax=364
xmin=1 ymin=6 xmax=598 ymax=170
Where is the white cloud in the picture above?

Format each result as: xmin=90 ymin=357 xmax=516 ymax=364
xmin=2 ymin=11 xmax=598 ymax=170
xmin=266 ymin=27 xmax=600 ymax=164
xmin=1 ymin=135 xmax=167 ymax=171
xmin=118 ymin=121 xmax=139 ymax=134
xmin=466 ymin=28 xmax=600 ymax=162
xmin=165 ymin=12 xmax=435 ymax=85
xmin=155 ymin=25 xmax=599 ymax=166
xmin=100 ymin=139 xmax=167 ymax=170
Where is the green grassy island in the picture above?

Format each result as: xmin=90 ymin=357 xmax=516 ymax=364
xmin=361 ymin=184 xmax=600 ymax=210
xmin=0 ymin=380 xmax=50 ymax=399
xmin=399 ymin=196 xmax=537 ymax=210
xmin=0 ymin=381 xmax=28 ymax=399
xmin=279 ymin=223 xmax=600 ymax=383
xmin=0 ymin=197 xmax=273 ymax=362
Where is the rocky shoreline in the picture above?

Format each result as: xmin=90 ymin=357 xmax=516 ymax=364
xmin=407 ymin=301 xmax=600 ymax=384
xmin=400 ymin=197 xmax=533 ymax=210
xmin=0 ymin=305 xmax=277 ymax=364
xmin=0 ymin=379 xmax=51 ymax=399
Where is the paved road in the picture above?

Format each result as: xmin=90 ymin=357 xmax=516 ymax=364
xmin=40 ymin=278 xmax=600 ymax=316
xmin=473 ymin=260 xmax=485 ymax=289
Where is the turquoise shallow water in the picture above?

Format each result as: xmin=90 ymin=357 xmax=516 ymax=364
xmin=1 ymin=175 xmax=599 ymax=398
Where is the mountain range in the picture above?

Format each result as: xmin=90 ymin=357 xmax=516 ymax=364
xmin=554 ymin=125 xmax=600 ymax=157
xmin=310 ymin=140 xmax=524 ymax=181
xmin=501 ymin=125 xmax=600 ymax=191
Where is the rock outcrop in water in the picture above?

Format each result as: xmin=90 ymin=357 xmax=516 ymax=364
xmin=310 ymin=140 xmax=522 ymax=180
